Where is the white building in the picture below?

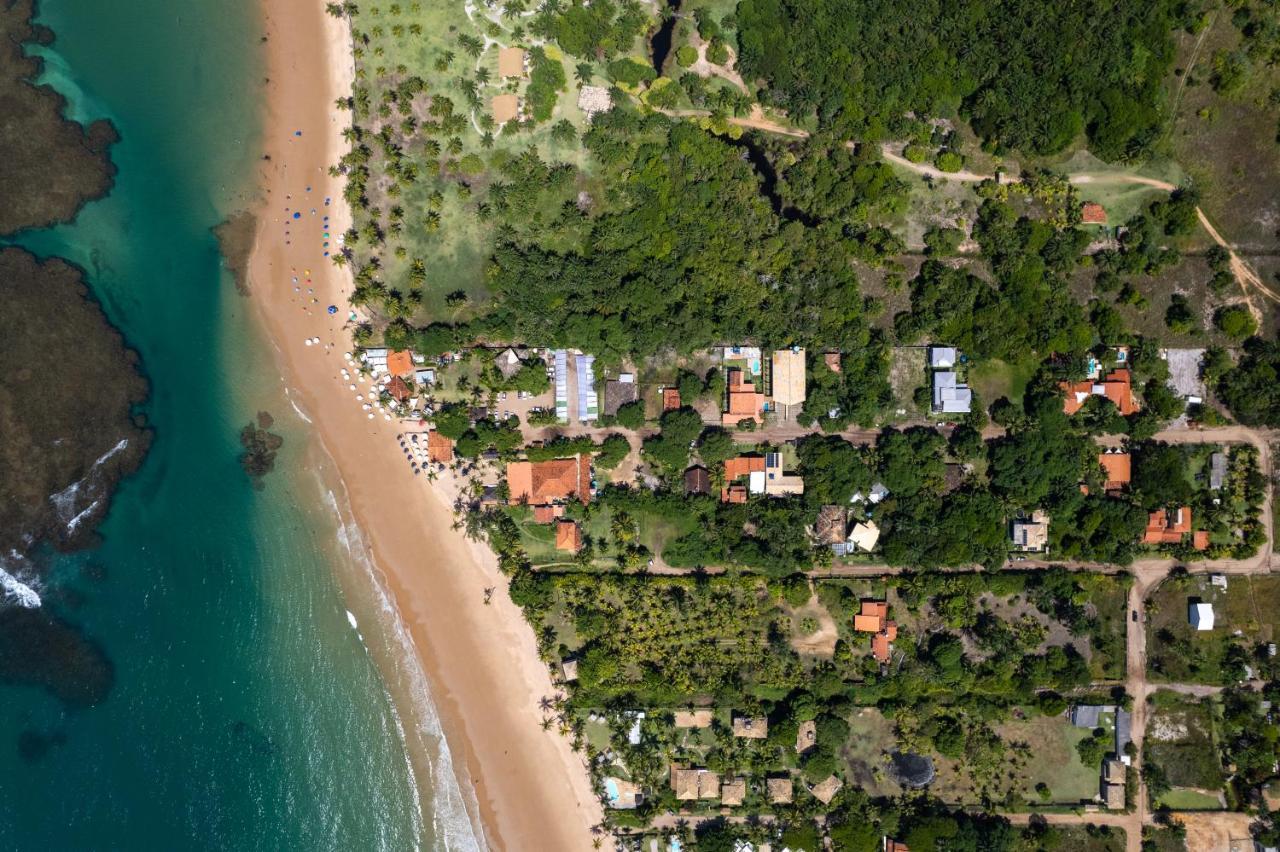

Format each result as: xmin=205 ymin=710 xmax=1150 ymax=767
xmin=929 ymin=346 xmax=957 ymax=369
xmin=932 ymin=371 xmax=972 ymax=414
xmin=1189 ymin=602 xmax=1215 ymax=631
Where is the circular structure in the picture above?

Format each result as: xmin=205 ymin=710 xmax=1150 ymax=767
xmin=888 ymin=752 xmax=935 ymax=788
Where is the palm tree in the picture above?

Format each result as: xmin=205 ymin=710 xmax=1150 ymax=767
xmin=458 ymin=34 xmax=483 ymax=59
xmin=574 ymin=63 xmax=593 ymax=86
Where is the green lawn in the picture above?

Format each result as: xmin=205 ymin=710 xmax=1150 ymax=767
xmin=1146 ymin=692 xmax=1223 ymax=791
xmin=1147 ymin=573 xmax=1280 ymax=684
xmin=967 ymin=358 xmax=1039 ymax=408
xmin=1156 ymin=788 xmax=1223 ymax=810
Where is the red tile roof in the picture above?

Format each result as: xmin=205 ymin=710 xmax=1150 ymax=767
xmin=386 ymin=349 xmax=415 ymax=377
xmin=388 ymin=375 xmax=412 ymax=403
xmin=1061 ymin=370 xmax=1136 ymax=416
xmin=1081 ymin=202 xmax=1108 ymax=224
xmin=532 ymin=504 xmax=564 ymax=524
xmin=507 ymin=455 xmax=591 ymax=505
xmin=1193 ymin=530 xmax=1210 ymax=551
xmin=723 ymin=369 xmax=764 ymax=426
xmin=724 ymin=455 xmax=765 ymax=483
xmin=1144 ymin=506 xmax=1193 ymax=544
xmin=662 ymin=388 xmax=681 ymax=411
xmin=1100 ymin=452 xmax=1131 ymax=491
xmin=555 ymin=519 xmax=581 ymax=552
xmin=872 ymin=633 xmax=891 ymax=663
xmin=721 ymin=484 xmax=748 ymax=504
xmin=427 ymin=430 xmax=454 ymax=463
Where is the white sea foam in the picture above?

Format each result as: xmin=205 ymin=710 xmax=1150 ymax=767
xmin=347 ymin=610 xmax=359 ymax=630
xmin=49 ymin=438 xmax=130 ymax=529
xmin=285 ymin=388 xmax=314 ymax=423
xmin=65 ymin=500 xmax=102 ymax=534
xmin=324 ymin=486 xmax=486 ymax=852
xmin=0 ymin=553 xmax=42 ymax=609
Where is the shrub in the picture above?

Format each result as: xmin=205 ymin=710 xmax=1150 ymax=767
xmin=935 ymin=150 xmax=964 ymax=173
xmin=1215 ymin=304 xmax=1257 ymax=340
xmin=606 ymin=58 xmax=656 ymax=86
xmin=903 ymin=143 xmax=929 ymax=163
xmin=676 ymin=45 xmax=698 ymax=67
xmin=707 ymin=38 xmax=730 ymax=65
xmin=615 ymin=399 xmax=646 ymax=430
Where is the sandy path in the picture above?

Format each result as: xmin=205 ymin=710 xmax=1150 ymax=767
xmin=247 ymin=2 xmax=602 ymax=849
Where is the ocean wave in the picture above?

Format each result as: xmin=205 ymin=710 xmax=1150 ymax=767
xmin=49 ymin=437 xmax=130 ymax=529
xmin=0 ymin=552 xmax=42 ymax=609
xmin=323 ymin=486 xmax=486 ymax=852
xmin=285 ymin=388 xmax=314 ymax=424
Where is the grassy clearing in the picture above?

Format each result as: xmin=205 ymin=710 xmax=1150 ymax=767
xmin=1156 ymin=787 xmax=1223 ymax=810
xmin=967 ymin=358 xmax=1039 ymax=408
xmin=1012 ymin=825 xmax=1126 ymax=852
xmin=349 ymin=0 xmax=627 ymax=322
xmin=1146 ymin=691 xmax=1223 ymax=791
xmin=1147 ymin=573 xmax=1280 ymax=684
xmin=887 ymin=346 xmax=927 ymax=420
xmin=927 ymin=711 xmax=1103 ymax=806
xmin=841 ymin=706 xmax=899 ymax=797
xmin=1164 ymin=7 xmax=1280 ymax=254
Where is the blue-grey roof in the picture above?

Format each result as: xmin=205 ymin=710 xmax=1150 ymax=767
xmin=1115 ymin=708 xmax=1132 ymax=754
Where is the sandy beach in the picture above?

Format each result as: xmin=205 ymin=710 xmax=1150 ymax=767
xmin=245 ymin=2 xmax=603 ymax=849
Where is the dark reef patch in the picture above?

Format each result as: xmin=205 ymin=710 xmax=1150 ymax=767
xmin=212 ymin=210 xmax=258 ymax=296
xmin=239 ymin=410 xmax=284 ymax=487
xmin=0 ymin=248 xmax=151 ymax=556
xmin=0 ymin=606 xmax=114 ymax=707
xmin=17 ymin=728 xmax=67 ymax=763
xmin=0 ymin=0 xmax=117 ymax=235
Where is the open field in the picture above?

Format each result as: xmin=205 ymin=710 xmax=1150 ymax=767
xmin=1146 ymin=691 xmax=1223 ymax=794
xmin=1147 ymin=572 xmax=1280 ymax=684
xmin=1164 ymin=6 xmax=1280 ymax=254
xmin=968 ymin=358 xmax=1039 ymax=409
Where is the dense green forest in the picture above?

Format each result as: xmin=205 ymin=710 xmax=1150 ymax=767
xmin=735 ymin=0 xmax=1186 ymax=159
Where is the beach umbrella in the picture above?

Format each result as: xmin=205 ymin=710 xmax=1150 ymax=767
xmin=327 ymin=305 xmax=338 ymax=315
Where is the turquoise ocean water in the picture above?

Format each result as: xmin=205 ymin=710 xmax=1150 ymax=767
xmin=2 ymin=1 xmax=477 ymax=848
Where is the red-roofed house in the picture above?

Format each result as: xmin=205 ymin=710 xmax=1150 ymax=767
xmin=723 ymin=369 xmax=764 ymax=427
xmin=855 ymin=600 xmax=897 ymax=662
xmin=388 ymin=375 xmax=412 ymax=403
xmin=662 ymin=388 xmax=681 ymax=411
xmin=1081 ymin=203 xmax=1108 ymax=225
xmin=427 ymin=431 xmax=454 ymax=464
xmin=507 ymin=455 xmax=592 ymax=505
xmin=1193 ymin=530 xmax=1210 ymax=551
xmin=386 ymin=349 xmax=415 ymax=377
xmin=1061 ymin=370 xmax=1137 ymax=416
xmin=532 ymin=504 xmax=566 ymax=524
xmin=556 ymin=519 xmax=582 ymax=552
xmin=853 ymin=600 xmax=888 ymax=633
xmin=721 ymin=455 xmax=765 ymax=502
xmin=1099 ymin=452 xmax=1131 ymax=492
xmin=1144 ymin=506 xmax=1194 ymax=545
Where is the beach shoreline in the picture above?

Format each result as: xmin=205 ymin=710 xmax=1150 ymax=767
xmin=244 ymin=2 xmax=603 ymax=849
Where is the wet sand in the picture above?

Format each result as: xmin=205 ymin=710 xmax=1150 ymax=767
xmin=245 ymin=1 xmax=602 ymax=848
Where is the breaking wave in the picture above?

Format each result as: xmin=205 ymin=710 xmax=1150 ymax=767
xmin=324 ymin=486 xmax=486 ymax=852
xmin=49 ymin=438 xmax=130 ymax=531
xmin=0 ymin=552 xmax=42 ymax=609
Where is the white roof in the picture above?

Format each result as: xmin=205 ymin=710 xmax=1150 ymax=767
xmin=1189 ymin=602 xmax=1215 ymax=631
xmin=748 ymin=470 xmax=766 ymax=494
xmin=930 ymin=346 xmax=957 ymax=368
xmin=933 ymin=371 xmax=972 ymax=413
xmin=847 ymin=521 xmax=880 ymax=551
